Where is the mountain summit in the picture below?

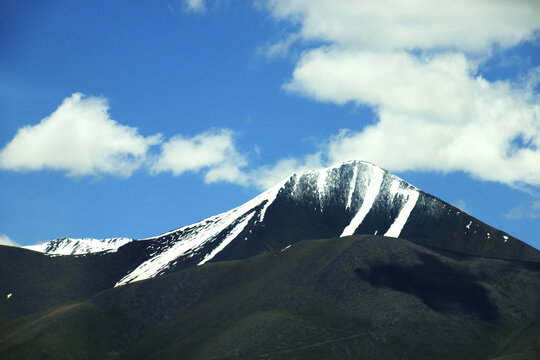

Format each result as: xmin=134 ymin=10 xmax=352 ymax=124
xmin=24 ymin=160 xmax=540 ymax=286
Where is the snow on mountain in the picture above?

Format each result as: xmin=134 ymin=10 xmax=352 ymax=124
xmin=114 ymin=178 xmax=286 ymax=286
xmin=341 ymin=165 xmax=385 ymax=237
xmin=115 ymin=161 xmax=424 ymax=286
xmin=24 ymin=237 xmax=133 ymax=256
xmin=22 ymin=160 xmax=538 ymax=287
xmin=384 ymin=188 xmax=420 ymax=238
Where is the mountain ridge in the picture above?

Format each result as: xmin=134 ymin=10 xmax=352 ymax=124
xmin=22 ymin=160 xmax=540 ymax=287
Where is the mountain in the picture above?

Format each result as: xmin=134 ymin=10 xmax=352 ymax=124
xmin=24 ymin=160 xmax=540 ymax=287
xmin=2 ymin=160 xmax=540 ymax=359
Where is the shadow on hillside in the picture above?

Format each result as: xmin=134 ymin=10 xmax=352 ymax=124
xmin=355 ymin=253 xmax=498 ymax=322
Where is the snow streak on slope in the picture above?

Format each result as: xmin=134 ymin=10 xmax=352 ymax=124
xmin=199 ymin=212 xmax=256 ymax=265
xmin=346 ymin=164 xmax=359 ymax=209
xmin=24 ymin=237 xmax=133 ymax=256
xmin=384 ymin=189 xmax=419 ymax=238
xmin=115 ymin=180 xmax=285 ymax=286
xmin=259 ymin=178 xmax=287 ymax=222
xmin=341 ymin=165 xmax=384 ymax=237
xmin=317 ymin=169 xmax=329 ymax=204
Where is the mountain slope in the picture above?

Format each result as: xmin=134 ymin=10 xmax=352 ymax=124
xmin=24 ymin=160 xmax=540 ymax=287
xmin=0 ymin=241 xmax=152 ymax=321
xmin=2 ymin=235 xmax=540 ymax=360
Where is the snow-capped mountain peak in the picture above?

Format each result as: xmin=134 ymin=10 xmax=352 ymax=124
xmin=22 ymin=160 xmax=539 ymax=287
xmin=115 ymin=161 xmax=423 ymax=285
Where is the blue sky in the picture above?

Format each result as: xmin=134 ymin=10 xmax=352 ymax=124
xmin=1 ymin=0 xmax=539 ymax=249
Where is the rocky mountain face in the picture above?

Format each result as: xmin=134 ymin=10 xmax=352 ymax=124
xmin=24 ymin=160 xmax=540 ymax=287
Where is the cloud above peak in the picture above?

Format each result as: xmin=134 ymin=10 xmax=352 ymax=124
xmin=2 ymin=1 xmax=539 ymax=193
xmin=264 ymin=0 xmax=540 ymax=188
xmin=286 ymin=48 xmax=540 ymax=186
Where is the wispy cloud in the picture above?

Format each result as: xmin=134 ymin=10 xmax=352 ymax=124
xmin=246 ymin=153 xmax=324 ymax=190
xmin=184 ymin=0 xmax=206 ymax=13
xmin=258 ymin=33 xmax=301 ymax=59
xmin=0 ymin=234 xmax=18 ymax=247
xmin=506 ymin=200 xmax=540 ymax=219
xmin=452 ymin=199 xmax=470 ymax=214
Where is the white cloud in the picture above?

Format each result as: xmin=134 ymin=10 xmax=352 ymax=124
xmin=3 ymin=1 xmax=540 ymax=194
xmin=287 ymin=48 xmax=540 ymax=186
xmin=152 ymin=129 xmax=248 ymax=184
xmin=267 ymin=0 xmax=540 ymax=53
xmin=286 ymin=49 xmax=479 ymax=121
xmin=0 ymin=93 xmax=162 ymax=177
xmin=0 ymin=234 xmax=18 ymax=247
xmin=0 ymin=94 xmax=255 ymax=187
xmin=262 ymin=0 xmax=540 ymax=188
xmin=184 ymin=0 xmax=205 ymax=13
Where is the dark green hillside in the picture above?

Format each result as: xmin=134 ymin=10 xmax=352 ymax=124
xmin=0 ymin=242 xmax=151 ymax=321
xmin=1 ymin=235 xmax=540 ymax=359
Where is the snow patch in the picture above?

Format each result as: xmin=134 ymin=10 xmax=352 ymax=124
xmin=24 ymin=237 xmax=133 ymax=256
xmin=384 ymin=189 xmax=419 ymax=238
xmin=317 ymin=169 xmax=329 ymax=211
xmin=199 ymin=212 xmax=255 ymax=265
xmin=389 ymin=180 xmax=400 ymax=198
xmin=6 ymin=293 xmax=12 ymax=299
xmin=258 ymin=178 xmax=286 ymax=222
xmin=115 ymin=179 xmax=289 ymax=286
xmin=341 ymin=166 xmax=384 ymax=237
xmin=466 ymin=221 xmax=472 ymax=229
xmin=281 ymin=244 xmax=292 ymax=251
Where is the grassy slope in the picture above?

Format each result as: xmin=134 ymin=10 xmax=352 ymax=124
xmin=1 ymin=235 xmax=540 ymax=360
xmin=0 ymin=241 xmax=152 ymax=322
